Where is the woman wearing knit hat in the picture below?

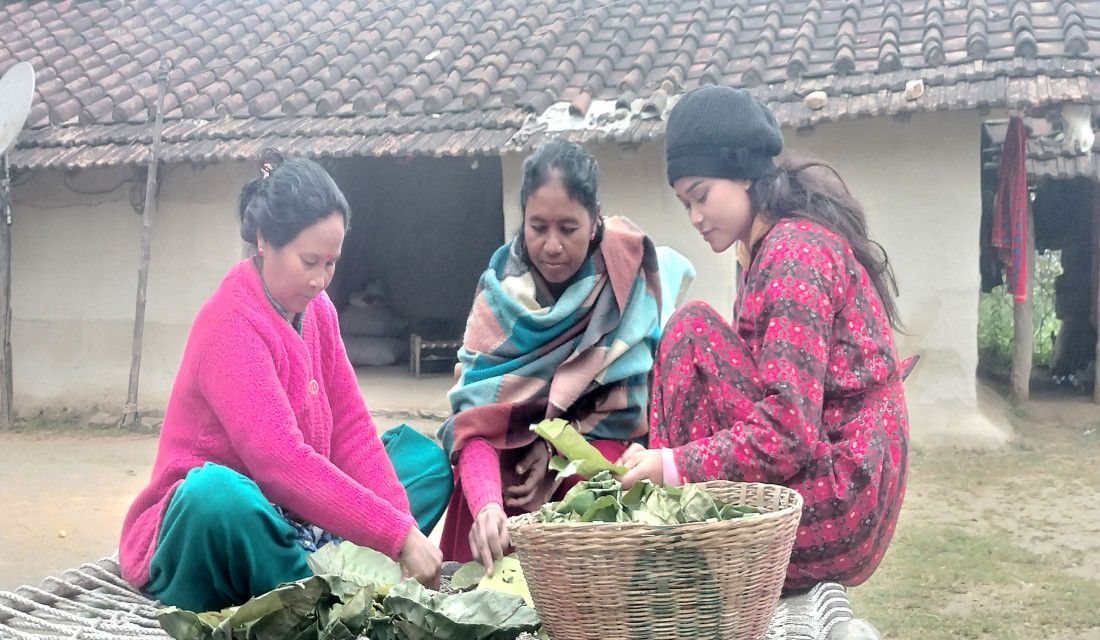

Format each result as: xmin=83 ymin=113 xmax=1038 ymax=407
xmin=617 ymin=85 xmax=912 ymax=591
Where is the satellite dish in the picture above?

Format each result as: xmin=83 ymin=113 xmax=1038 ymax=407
xmin=0 ymin=61 xmax=35 ymax=157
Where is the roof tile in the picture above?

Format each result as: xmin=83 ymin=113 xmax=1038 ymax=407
xmin=6 ymin=0 xmax=1100 ymax=168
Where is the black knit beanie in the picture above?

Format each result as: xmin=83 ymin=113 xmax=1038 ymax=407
xmin=664 ymin=85 xmax=784 ymax=185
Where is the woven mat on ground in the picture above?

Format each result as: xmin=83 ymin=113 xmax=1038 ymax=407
xmin=0 ymin=557 xmax=855 ymax=640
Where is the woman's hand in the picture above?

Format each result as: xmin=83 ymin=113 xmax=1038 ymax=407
xmin=616 ymin=443 xmax=664 ymax=489
xmin=469 ymin=502 xmax=509 ymax=575
xmin=503 ymin=440 xmax=555 ymax=508
xmin=399 ymin=526 xmax=442 ymax=589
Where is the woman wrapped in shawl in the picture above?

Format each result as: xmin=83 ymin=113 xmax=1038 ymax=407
xmin=437 ymin=139 xmax=662 ymax=573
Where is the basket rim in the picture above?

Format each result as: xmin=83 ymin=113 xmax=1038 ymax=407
xmin=507 ymin=480 xmax=804 ymax=532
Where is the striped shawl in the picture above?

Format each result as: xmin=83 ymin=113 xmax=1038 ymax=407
xmin=438 ymin=215 xmax=661 ymax=462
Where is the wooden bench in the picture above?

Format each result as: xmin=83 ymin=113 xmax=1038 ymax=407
xmin=409 ymin=334 xmax=462 ymax=379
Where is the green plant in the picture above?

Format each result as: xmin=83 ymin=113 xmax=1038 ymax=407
xmin=977 ymin=250 xmax=1062 ymax=372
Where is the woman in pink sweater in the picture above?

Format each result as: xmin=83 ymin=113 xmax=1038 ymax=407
xmin=119 ymin=154 xmax=446 ymax=612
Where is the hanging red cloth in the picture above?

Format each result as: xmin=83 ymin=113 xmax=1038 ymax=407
xmin=992 ymin=117 xmax=1029 ymax=302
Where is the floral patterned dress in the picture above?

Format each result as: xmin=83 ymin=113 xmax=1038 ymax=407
xmin=650 ymin=220 xmax=909 ymax=590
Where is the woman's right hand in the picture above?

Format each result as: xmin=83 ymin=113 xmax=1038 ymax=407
xmin=469 ymin=502 xmax=509 ymax=576
xmin=399 ymin=526 xmax=442 ymax=589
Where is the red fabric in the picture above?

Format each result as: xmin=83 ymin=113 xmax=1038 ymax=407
xmin=649 ymin=221 xmax=908 ymax=590
xmin=439 ymin=439 xmax=629 ymax=562
xmin=119 ymin=260 xmax=415 ymax=588
xmin=992 ymin=117 xmax=1029 ymax=302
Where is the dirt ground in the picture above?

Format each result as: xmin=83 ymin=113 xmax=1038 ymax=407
xmin=1 ymin=376 xmax=1098 ymax=638
xmin=897 ymin=388 xmax=1100 ymax=577
xmin=0 ymin=364 xmax=454 ymax=591
xmin=848 ymin=388 xmax=1100 ymax=639
xmin=0 ymin=415 xmax=445 ymax=592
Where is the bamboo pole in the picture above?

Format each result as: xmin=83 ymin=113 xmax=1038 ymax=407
xmin=1010 ymin=203 xmax=1036 ymax=404
xmin=122 ymin=60 xmax=169 ymax=428
xmin=0 ymin=154 xmax=13 ymax=429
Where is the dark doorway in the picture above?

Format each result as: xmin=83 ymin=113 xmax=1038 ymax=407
xmin=325 ymin=155 xmax=504 ymax=369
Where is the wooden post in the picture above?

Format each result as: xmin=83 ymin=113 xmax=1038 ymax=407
xmin=122 ymin=60 xmax=169 ymax=427
xmin=1010 ymin=203 xmax=1036 ymax=404
xmin=0 ymin=154 xmax=13 ymax=429
xmin=1094 ymin=184 xmax=1100 ymax=405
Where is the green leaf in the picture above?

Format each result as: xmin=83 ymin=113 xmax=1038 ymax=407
xmin=579 ymin=494 xmax=625 ymax=522
xmin=227 ymin=575 xmax=330 ymax=624
xmin=680 ymin=484 xmax=722 ymax=522
xmin=530 ymin=419 xmax=628 ymax=478
xmin=449 ymin=561 xmax=487 ymax=591
xmin=384 ymin=579 xmax=540 ymax=640
xmin=558 ymin=486 xmax=598 ymax=516
xmin=197 ymin=608 xmax=236 ymax=628
xmin=546 ymin=455 xmax=584 ymax=480
xmin=241 ymin=606 xmax=318 ymax=640
xmin=317 ymin=618 xmax=354 ymax=640
xmin=620 ymin=480 xmax=652 ymax=510
xmin=643 ymin=485 xmax=682 ymax=523
xmin=227 ymin=577 xmax=331 ymax=640
xmin=293 ymin=621 xmax=320 ymax=640
xmin=447 ymin=558 xmax=535 ymax=609
xmin=157 ymin=607 xmax=217 ymax=640
xmin=538 ymin=503 xmax=563 ymax=522
xmin=307 ymin=543 xmax=402 ymax=594
xmin=364 ymin=618 xmax=396 ymax=640
xmin=363 ymin=601 xmax=395 ymax=640
xmin=556 ymin=478 xmax=588 ymax=506
xmin=337 ymin=586 xmax=377 ymax=632
xmin=475 ymin=556 xmax=533 ymax=608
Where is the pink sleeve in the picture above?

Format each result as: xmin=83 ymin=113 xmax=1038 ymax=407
xmin=458 ymin=438 xmax=503 ymax=517
xmin=318 ymin=301 xmax=411 ymax=515
xmin=661 ymin=447 xmax=684 ymax=487
xmin=198 ymin=316 xmax=414 ymax=561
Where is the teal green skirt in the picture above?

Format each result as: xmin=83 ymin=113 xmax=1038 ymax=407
xmin=146 ymin=424 xmax=452 ymax=612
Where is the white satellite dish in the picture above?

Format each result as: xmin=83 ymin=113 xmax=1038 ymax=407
xmin=0 ymin=61 xmax=35 ymax=157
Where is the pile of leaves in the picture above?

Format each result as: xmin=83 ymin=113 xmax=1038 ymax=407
xmin=156 ymin=543 xmax=540 ymax=640
xmin=538 ymin=471 xmax=766 ymax=525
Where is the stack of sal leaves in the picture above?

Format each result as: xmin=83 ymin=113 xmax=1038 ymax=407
xmin=537 ymin=470 xmax=766 ymax=525
xmin=156 ymin=543 xmax=540 ymax=640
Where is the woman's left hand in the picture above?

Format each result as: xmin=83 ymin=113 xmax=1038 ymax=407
xmin=616 ymin=443 xmax=664 ymax=489
xmin=503 ymin=440 xmax=556 ymax=508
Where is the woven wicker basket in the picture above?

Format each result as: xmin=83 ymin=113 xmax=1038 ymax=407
xmin=507 ymin=481 xmax=803 ymax=640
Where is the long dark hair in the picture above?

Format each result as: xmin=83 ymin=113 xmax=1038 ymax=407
xmin=237 ymin=149 xmax=351 ymax=248
xmin=513 ymin=138 xmax=604 ymax=266
xmin=749 ymin=157 xmax=903 ymax=330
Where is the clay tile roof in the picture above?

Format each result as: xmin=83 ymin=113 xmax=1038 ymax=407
xmin=983 ymin=113 xmax=1100 ymax=180
xmin=4 ymin=0 xmax=1100 ymax=169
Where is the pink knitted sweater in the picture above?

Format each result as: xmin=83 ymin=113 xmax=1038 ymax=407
xmin=118 ymin=259 xmax=415 ymax=588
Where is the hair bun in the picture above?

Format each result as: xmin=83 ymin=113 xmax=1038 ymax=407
xmin=258 ymin=148 xmax=286 ymax=178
